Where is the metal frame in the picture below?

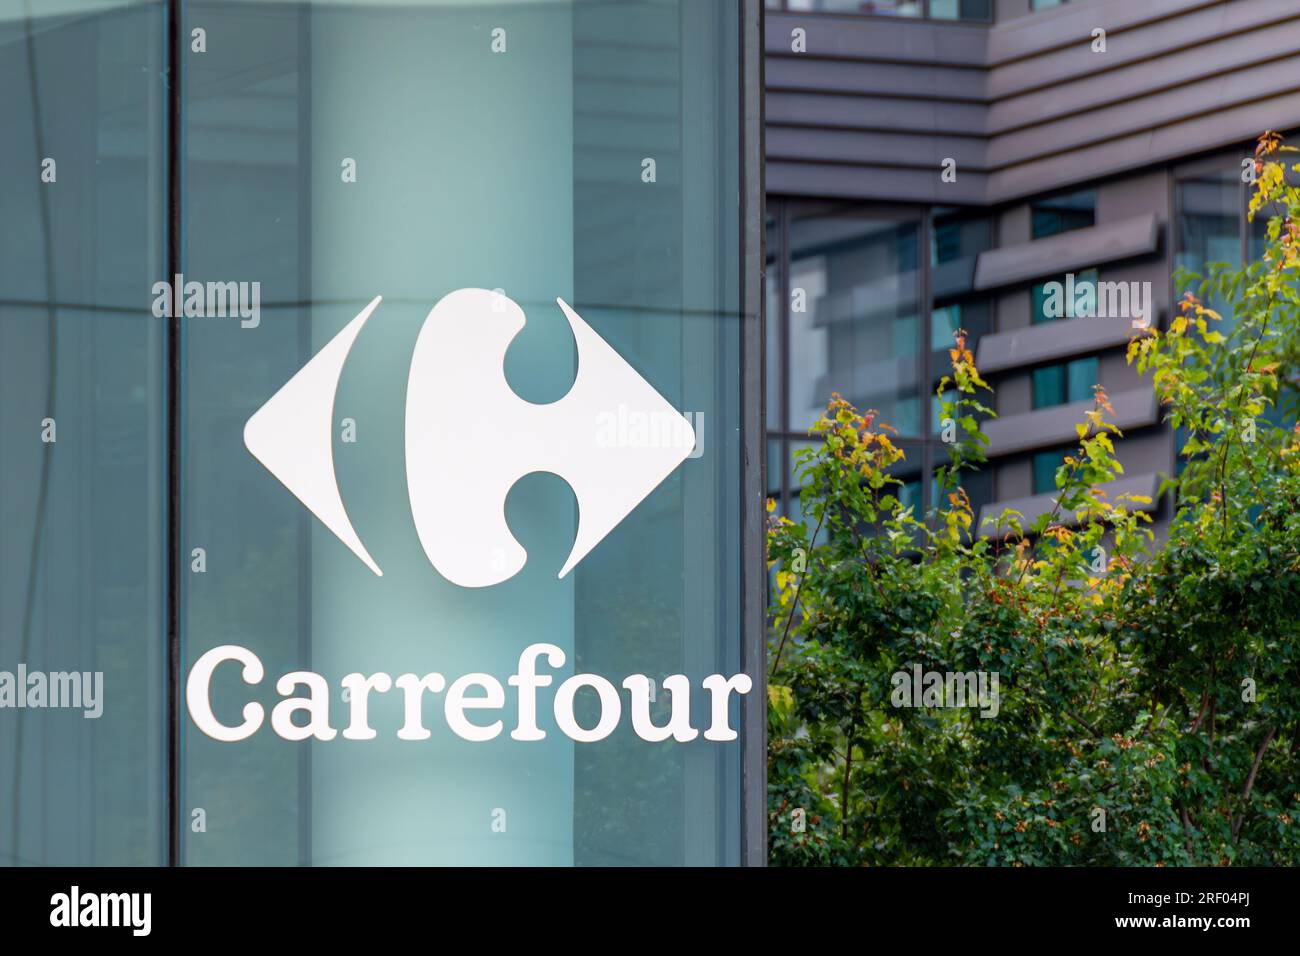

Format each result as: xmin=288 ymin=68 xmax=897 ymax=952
xmin=164 ymin=0 xmax=183 ymax=870
xmin=741 ymin=0 xmax=768 ymax=868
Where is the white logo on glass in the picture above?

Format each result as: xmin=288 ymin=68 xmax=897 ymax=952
xmin=242 ymin=289 xmax=695 ymax=586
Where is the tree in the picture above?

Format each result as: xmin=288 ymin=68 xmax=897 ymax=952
xmin=767 ymin=132 xmax=1300 ymax=867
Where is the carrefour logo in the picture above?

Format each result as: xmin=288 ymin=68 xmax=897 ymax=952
xmin=187 ymin=290 xmax=750 ymax=746
xmin=242 ymin=289 xmax=697 ymax=584
xmin=186 ymin=643 xmax=751 ymax=745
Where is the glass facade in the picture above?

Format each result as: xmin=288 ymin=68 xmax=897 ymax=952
xmin=2 ymin=0 xmax=757 ymax=867
xmin=766 ymin=200 xmax=991 ymax=520
xmin=1032 ymin=446 xmax=1072 ymax=496
xmin=787 ymin=207 xmax=921 ymax=437
xmin=1030 ymin=188 xmax=1096 ymax=241
xmin=1175 ymin=165 xmax=1245 ymax=329
xmin=1032 ymin=357 xmax=1098 ymax=410
xmin=0 ymin=0 xmax=166 ymax=867
xmin=766 ymin=0 xmax=990 ymax=19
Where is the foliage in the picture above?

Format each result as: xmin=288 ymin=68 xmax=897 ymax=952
xmin=767 ymin=133 xmax=1300 ymax=866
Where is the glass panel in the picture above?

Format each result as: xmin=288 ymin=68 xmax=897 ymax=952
xmin=766 ymin=211 xmax=782 ymax=431
xmin=768 ymin=439 xmax=785 ymax=498
xmin=1033 ymin=447 xmax=1071 ymax=495
xmin=1176 ymin=167 xmax=1240 ymax=325
xmin=789 ymin=439 xmax=817 ymax=492
xmin=1177 ymin=168 xmax=1241 ymax=270
xmin=1031 ymin=188 xmax=1096 ymax=240
xmin=931 ymin=213 xmax=991 ymax=268
xmin=931 ymin=299 xmax=990 ymax=357
xmin=0 ymin=0 xmax=165 ymax=866
xmin=1032 ymin=364 xmax=1065 ymax=409
xmin=788 ymin=209 xmax=921 ymax=436
xmin=930 ymin=0 xmax=992 ymax=21
xmin=1032 ymin=356 xmax=1096 ymax=409
xmin=934 ymin=467 xmax=993 ymax=520
xmin=898 ymin=478 xmax=923 ymax=515
xmin=786 ymin=0 xmax=922 ymax=14
xmin=1031 ymin=269 xmax=1098 ymax=323
xmin=932 ymin=386 xmax=964 ymax=436
xmin=1066 ymin=356 xmax=1099 ymax=404
xmin=932 ymin=305 xmax=960 ymax=351
xmin=179 ymin=0 xmax=745 ymax=867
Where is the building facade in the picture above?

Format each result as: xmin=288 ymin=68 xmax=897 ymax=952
xmin=763 ymin=0 xmax=1300 ymax=534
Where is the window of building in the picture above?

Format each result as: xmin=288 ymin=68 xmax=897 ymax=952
xmin=931 ymin=304 xmax=963 ymax=350
xmin=766 ymin=213 xmax=783 ymax=437
xmin=768 ymin=0 xmax=990 ymax=20
xmin=782 ymin=0 xmax=922 ymax=15
xmin=1031 ymin=268 xmax=1099 ymax=323
xmin=1031 ymin=0 xmax=1069 ymax=10
xmin=768 ymin=200 xmax=989 ymax=522
xmin=1032 ymin=446 xmax=1074 ymax=495
xmin=1174 ymin=164 xmax=1254 ymax=339
xmin=931 ymin=209 xmax=993 ymax=378
xmin=932 ymin=212 xmax=993 ymax=269
xmin=1176 ymin=168 xmax=1241 ymax=274
xmin=1032 ymin=356 xmax=1098 ymax=410
xmin=930 ymin=301 xmax=992 ymax=373
xmin=787 ymin=207 xmax=923 ymax=438
xmin=929 ymin=0 xmax=992 ymax=20
xmin=1031 ymin=188 xmax=1096 ymax=240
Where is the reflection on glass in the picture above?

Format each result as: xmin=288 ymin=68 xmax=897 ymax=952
xmin=767 ymin=212 xmax=783 ymax=429
xmin=1032 ymin=357 xmax=1098 ymax=409
xmin=1176 ymin=168 xmax=1241 ymax=325
xmin=1031 ymin=268 xmax=1098 ymax=324
xmin=177 ymin=0 xmax=745 ymax=867
xmin=1033 ymin=446 xmax=1074 ymax=495
xmin=788 ymin=210 xmax=921 ymax=436
xmin=0 ymin=0 xmax=165 ymax=866
xmin=929 ymin=0 xmax=992 ymax=21
xmin=786 ymin=0 xmax=922 ymax=14
xmin=1031 ymin=188 xmax=1096 ymax=240
xmin=931 ymin=299 xmax=990 ymax=355
xmin=768 ymin=439 xmax=784 ymax=497
xmin=932 ymin=213 xmax=992 ymax=269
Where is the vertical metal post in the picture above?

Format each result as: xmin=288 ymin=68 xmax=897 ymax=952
xmin=165 ymin=0 xmax=182 ymax=869
xmin=740 ymin=0 xmax=767 ymax=868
